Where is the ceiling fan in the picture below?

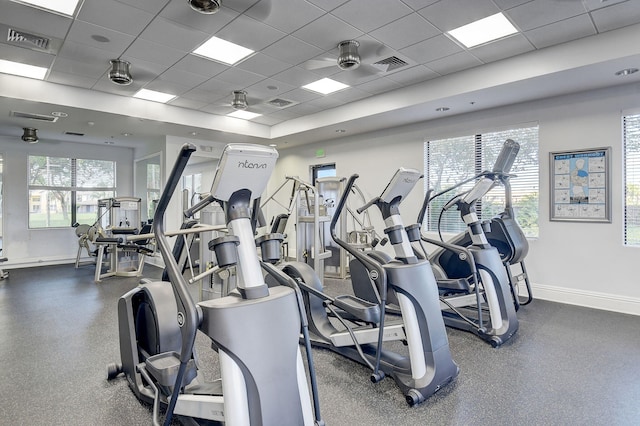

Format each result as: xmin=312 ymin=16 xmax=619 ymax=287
xmin=303 ymin=40 xmax=397 ymax=78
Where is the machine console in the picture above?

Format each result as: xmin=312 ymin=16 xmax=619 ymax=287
xmin=210 ymin=144 xmax=278 ymax=202
xmin=379 ymin=167 xmax=422 ymax=204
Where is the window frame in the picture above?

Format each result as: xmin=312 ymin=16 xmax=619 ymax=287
xmin=623 ymin=112 xmax=640 ymax=246
xmin=424 ymin=125 xmax=539 ymax=238
xmin=28 ymin=155 xmax=116 ymax=229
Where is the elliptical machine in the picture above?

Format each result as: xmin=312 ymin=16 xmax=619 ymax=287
xmin=279 ymin=167 xmax=459 ymax=406
xmin=417 ymin=139 xmax=522 ymax=347
xmin=107 ymin=143 xmax=323 ymax=425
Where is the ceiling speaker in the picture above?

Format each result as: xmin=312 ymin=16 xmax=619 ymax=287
xmin=188 ymin=0 xmax=221 ymax=14
xmin=22 ymin=127 xmax=38 ymax=143
xmin=231 ymin=90 xmax=248 ymax=110
xmin=109 ymin=59 xmax=133 ymax=85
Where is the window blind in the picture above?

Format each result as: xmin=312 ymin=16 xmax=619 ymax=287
xmin=624 ymin=114 xmax=640 ymax=246
xmin=424 ymin=125 xmax=539 ymax=238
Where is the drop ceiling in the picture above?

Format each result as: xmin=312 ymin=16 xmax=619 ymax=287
xmin=1 ymin=0 xmax=640 ymax=149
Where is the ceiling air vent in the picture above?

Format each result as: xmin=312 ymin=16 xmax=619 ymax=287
xmin=372 ymin=56 xmax=409 ymax=73
xmin=11 ymin=111 xmax=58 ymax=122
xmin=7 ymin=28 xmax=50 ymax=50
xmin=64 ymin=131 xmax=85 ymax=136
xmin=267 ymin=98 xmax=297 ymax=108
xmin=1 ymin=24 xmax=62 ymax=54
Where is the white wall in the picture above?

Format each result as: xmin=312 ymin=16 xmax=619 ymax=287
xmin=0 ymin=137 xmax=134 ymax=267
xmin=272 ymin=82 xmax=640 ymax=315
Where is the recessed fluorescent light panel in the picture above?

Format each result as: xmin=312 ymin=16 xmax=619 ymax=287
xmin=12 ymin=0 xmax=80 ymax=16
xmin=0 ymin=59 xmax=47 ymax=79
xmin=447 ymin=13 xmax=518 ymax=48
xmin=133 ymin=89 xmax=176 ymax=103
xmin=227 ymin=110 xmax=262 ymax=120
xmin=193 ymin=36 xmax=254 ymax=65
xmin=302 ymin=78 xmax=349 ymax=95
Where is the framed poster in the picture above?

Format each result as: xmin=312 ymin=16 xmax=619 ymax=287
xmin=550 ymin=147 xmax=611 ymax=222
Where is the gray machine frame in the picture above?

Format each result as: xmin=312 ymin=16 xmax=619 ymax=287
xmin=108 ymin=143 xmax=322 ymax=426
xmin=285 ymin=167 xmax=459 ymax=406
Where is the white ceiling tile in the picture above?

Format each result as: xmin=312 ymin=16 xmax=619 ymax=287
xmin=0 ymin=43 xmax=55 ymax=68
xmin=591 ymin=0 xmax=640 ymax=32
xmin=235 ymin=53 xmax=292 ymax=77
xmin=245 ymin=78 xmax=297 ymax=99
xmin=330 ymin=86 xmax=371 ymax=103
xmin=222 ymin=0 xmax=262 ymax=13
xmin=57 ymin=40 xmax=114 ymax=66
xmin=157 ymin=67 xmax=210 ymax=87
xmin=506 ymin=0 xmax=588 ymax=32
xmin=355 ymin=76 xmax=403 ymax=95
xmin=252 ymin=114 xmax=286 ymax=125
xmin=425 ymin=51 xmax=483 ymax=75
xmin=262 ymin=37 xmax=325 ymax=66
xmin=307 ymin=95 xmax=346 ymax=109
xmin=77 ymin=0 xmax=155 ymax=37
xmin=216 ymin=14 xmax=287 ymax=52
xmin=470 ymin=34 xmax=534 ymax=63
xmin=285 ymin=102 xmax=324 ymax=115
xmin=418 ymin=0 xmax=500 ymax=32
xmin=385 ymin=65 xmax=437 ymax=86
xmin=331 ymin=68 xmax=380 ymax=86
xmin=114 ymin=0 xmax=170 ymax=12
xmin=0 ymin=1 xmax=73 ymax=39
xmin=167 ymin=97 xmax=209 ymax=110
xmin=331 ymin=0 xmax=413 ymax=32
xmin=140 ymin=17 xmax=210 ymax=53
xmin=271 ymin=66 xmax=325 ymax=87
xmin=280 ymin=88 xmax=323 ymax=103
xmin=65 ymin=20 xmax=135 ymax=55
xmin=123 ymin=38 xmax=187 ymax=67
xmin=292 ymin=14 xmax=363 ymax=50
xmin=400 ymin=34 xmax=463 ymax=63
xmin=400 ymin=0 xmax=440 ymax=10
xmin=47 ymin=70 xmax=99 ymax=88
xmin=145 ymin=79 xmax=191 ymax=96
xmin=524 ymin=14 xmax=596 ymax=50
xmin=582 ymin=0 xmax=629 ymax=12
xmin=306 ymin=0 xmax=350 ymax=12
xmin=171 ymin=55 xmax=228 ymax=77
xmin=181 ymin=87 xmax=227 ymax=103
xmin=196 ymin=78 xmax=237 ymax=97
xmin=49 ymin=57 xmax=109 ymax=79
xmin=245 ymin=0 xmax=325 ymax=33
xmin=214 ymin=67 xmax=266 ymax=88
xmin=491 ymin=0 xmax=531 ymax=10
xmin=117 ymin=57 xmax=170 ymax=84
xmin=369 ymin=13 xmax=440 ymax=50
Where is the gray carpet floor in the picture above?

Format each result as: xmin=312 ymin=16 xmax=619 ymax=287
xmin=1 ymin=263 xmax=639 ymax=425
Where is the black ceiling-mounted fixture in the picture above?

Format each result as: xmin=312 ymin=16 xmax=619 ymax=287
xmin=22 ymin=127 xmax=38 ymax=143
xmin=231 ymin=90 xmax=248 ymax=110
xmin=188 ymin=0 xmax=221 ymax=14
xmin=337 ymin=40 xmax=361 ymax=70
xmin=108 ymin=59 xmax=133 ymax=85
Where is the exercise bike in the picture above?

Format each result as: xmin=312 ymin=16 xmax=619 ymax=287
xmin=416 ymin=139 xmax=522 ymax=347
xmin=278 ymin=167 xmax=459 ymax=406
xmin=107 ymin=143 xmax=323 ymax=426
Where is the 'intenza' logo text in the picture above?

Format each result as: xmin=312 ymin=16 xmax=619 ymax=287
xmin=237 ymin=160 xmax=268 ymax=169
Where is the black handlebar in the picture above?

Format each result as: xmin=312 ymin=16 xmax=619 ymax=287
xmin=151 ymin=144 xmax=199 ymax=426
xmin=184 ymin=194 xmax=216 ymax=219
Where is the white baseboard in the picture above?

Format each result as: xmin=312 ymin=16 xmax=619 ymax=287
xmin=527 ymin=283 xmax=640 ymax=316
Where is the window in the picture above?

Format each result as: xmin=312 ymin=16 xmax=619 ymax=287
xmin=624 ymin=113 xmax=640 ymax=246
xmin=28 ymin=156 xmax=116 ymax=228
xmin=424 ymin=125 xmax=539 ymax=237
xmin=146 ymin=163 xmax=161 ymax=219
xmin=311 ymin=163 xmax=336 ymax=186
